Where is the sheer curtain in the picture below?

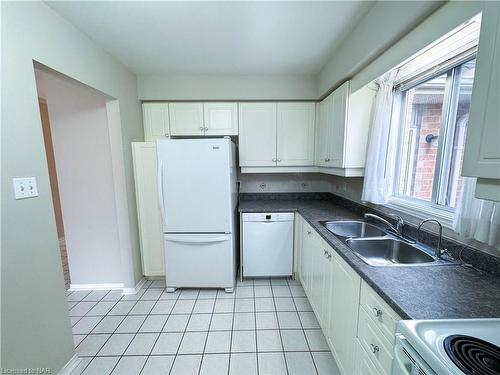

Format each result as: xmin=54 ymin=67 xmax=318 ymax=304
xmin=361 ymin=70 xmax=398 ymax=204
xmin=454 ymin=177 xmax=500 ymax=250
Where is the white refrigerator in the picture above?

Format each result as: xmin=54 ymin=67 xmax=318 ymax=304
xmin=157 ymin=138 xmax=237 ymax=292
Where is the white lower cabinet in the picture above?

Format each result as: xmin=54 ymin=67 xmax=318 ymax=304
xmin=327 ymin=251 xmax=361 ymax=375
xmin=132 ymin=142 xmax=165 ymax=277
xmin=296 ymin=214 xmax=400 ymax=375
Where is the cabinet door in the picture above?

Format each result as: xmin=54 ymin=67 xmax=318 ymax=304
xmin=132 ymin=142 xmax=165 ymax=277
xmin=329 ymin=82 xmax=349 ymax=168
xmin=169 ymin=103 xmax=204 ymax=136
xmin=309 ymin=234 xmax=325 ymax=318
xmin=299 ymin=220 xmax=314 ymax=294
xmin=315 ymin=96 xmax=332 ymax=167
xmin=277 ymin=103 xmax=315 ymax=166
xmin=463 ymin=4 xmax=500 ymax=179
xmin=204 ymin=103 xmax=238 ymax=136
xmin=327 ymin=253 xmax=361 ymax=375
xmin=238 ymin=103 xmax=277 ymax=167
xmin=142 ymin=103 xmax=170 ymax=141
xmin=311 ymin=238 xmax=331 ymax=329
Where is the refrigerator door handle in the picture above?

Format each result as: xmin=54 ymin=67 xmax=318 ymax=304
xmin=164 ymin=234 xmax=230 ymax=244
xmin=157 ymin=159 xmax=166 ymax=226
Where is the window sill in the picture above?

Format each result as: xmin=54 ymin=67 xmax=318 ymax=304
xmin=386 ymin=196 xmax=455 ymax=229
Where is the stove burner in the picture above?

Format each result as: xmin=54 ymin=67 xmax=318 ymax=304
xmin=444 ymin=335 xmax=500 ymax=375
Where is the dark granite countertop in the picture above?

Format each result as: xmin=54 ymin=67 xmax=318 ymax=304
xmin=238 ymin=198 xmax=500 ymax=320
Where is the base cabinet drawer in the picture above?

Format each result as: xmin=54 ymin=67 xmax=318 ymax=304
xmin=355 ymin=339 xmax=383 ymax=375
xmin=357 ymin=307 xmax=394 ymax=375
xmin=360 ymin=281 xmax=401 ymax=343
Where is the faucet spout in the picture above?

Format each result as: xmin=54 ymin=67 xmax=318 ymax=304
xmin=417 ymin=219 xmax=443 ymax=259
xmin=364 ymin=213 xmax=404 ymax=236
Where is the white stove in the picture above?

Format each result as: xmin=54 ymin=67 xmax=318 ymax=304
xmin=392 ymin=319 xmax=500 ymax=375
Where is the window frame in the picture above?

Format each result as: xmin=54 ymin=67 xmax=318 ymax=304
xmin=388 ymin=53 xmax=477 ymax=227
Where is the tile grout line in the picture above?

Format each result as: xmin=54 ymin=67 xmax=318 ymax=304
xmin=270 ymin=279 xmax=290 ymax=375
xmin=73 ymin=289 xmax=126 ymax=374
xmin=139 ymin=280 xmax=176 ymax=374
xmin=227 ymin=282 xmax=238 ymax=375
xmin=169 ymin=288 xmax=200 ymax=375
xmin=197 ymin=289 xmax=218 ymax=375
xmin=251 ymin=279 xmax=260 ymax=375
xmin=105 ymin=283 xmax=161 ymax=375
xmin=289 ymin=279 xmax=320 ymax=375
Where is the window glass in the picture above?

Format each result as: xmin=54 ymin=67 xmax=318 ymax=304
xmin=397 ymin=73 xmax=447 ymax=202
xmin=394 ymin=59 xmax=476 ymax=210
xmin=445 ymin=59 xmax=476 ymax=208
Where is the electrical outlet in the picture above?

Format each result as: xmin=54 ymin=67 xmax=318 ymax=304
xmin=259 ymin=182 xmax=267 ymax=190
xmin=13 ymin=177 xmax=38 ymax=199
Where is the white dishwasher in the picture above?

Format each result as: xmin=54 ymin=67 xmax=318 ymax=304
xmin=241 ymin=212 xmax=294 ymax=278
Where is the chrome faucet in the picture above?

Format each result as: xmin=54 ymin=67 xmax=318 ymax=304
xmin=417 ymin=219 xmax=444 ymax=259
xmin=364 ymin=213 xmax=404 ymax=236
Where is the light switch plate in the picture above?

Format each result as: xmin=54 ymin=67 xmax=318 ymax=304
xmin=13 ymin=177 xmax=39 ymax=199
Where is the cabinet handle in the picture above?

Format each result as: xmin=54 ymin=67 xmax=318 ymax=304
xmin=370 ymin=344 xmax=380 ymax=354
xmin=323 ymin=249 xmax=328 ymax=255
xmin=272 ymin=158 xmax=277 ymax=162
xmin=325 ymin=158 xmax=331 ymax=162
xmin=205 ymin=127 xmax=208 ymax=131
xmin=164 ymin=133 xmax=169 ymax=137
xmin=327 ymin=252 xmax=332 ymax=260
xmin=307 ymin=230 xmax=311 ymax=235
xmin=277 ymin=158 xmax=282 ymax=162
xmin=199 ymin=127 xmax=204 ymax=131
xmin=372 ymin=307 xmax=383 ymax=318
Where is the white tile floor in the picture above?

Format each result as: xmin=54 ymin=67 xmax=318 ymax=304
xmin=68 ymin=277 xmax=341 ymax=374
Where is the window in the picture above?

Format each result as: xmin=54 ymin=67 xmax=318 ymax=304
xmin=393 ymin=59 xmax=476 ymax=212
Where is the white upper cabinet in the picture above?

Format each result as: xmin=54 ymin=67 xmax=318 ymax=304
xmin=146 ymin=102 xmax=238 ymax=137
xmin=315 ymin=81 xmax=375 ymax=176
xmin=239 ymin=102 xmax=316 ymax=169
xmin=204 ymin=103 xmax=238 ymax=136
xmin=239 ymin=103 xmax=277 ymax=167
xmin=330 ymin=84 xmax=348 ymax=167
xmin=463 ymin=4 xmax=500 ymax=200
xmin=142 ymin=103 xmax=170 ymax=141
xmin=277 ymin=103 xmax=316 ymax=166
xmin=169 ymin=103 xmax=204 ymax=136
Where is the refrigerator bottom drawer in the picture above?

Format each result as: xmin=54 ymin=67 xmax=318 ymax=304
xmin=164 ymin=233 xmax=235 ymax=289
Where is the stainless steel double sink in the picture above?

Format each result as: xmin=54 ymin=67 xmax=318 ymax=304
xmin=321 ymin=220 xmax=443 ymax=267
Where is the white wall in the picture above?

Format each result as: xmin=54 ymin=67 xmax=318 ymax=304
xmin=317 ymin=1 xmax=444 ymax=97
xmin=350 ymin=1 xmax=483 ymax=91
xmin=138 ymin=74 xmax=317 ymax=100
xmin=1 ymin=2 xmax=143 ymax=371
xmin=40 ymin=70 xmax=123 ymax=286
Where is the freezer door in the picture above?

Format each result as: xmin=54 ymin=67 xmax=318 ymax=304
xmin=157 ymin=138 xmax=234 ymax=233
xmin=164 ymin=233 xmax=235 ymax=289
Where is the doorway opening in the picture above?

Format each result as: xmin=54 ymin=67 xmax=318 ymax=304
xmin=34 ymin=65 xmax=125 ymax=292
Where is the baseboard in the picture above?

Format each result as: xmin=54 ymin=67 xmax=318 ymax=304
xmin=122 ymin=277 xmax=146 ymax=295
xmin=58 ymin=354 xmax=81 ymax=375
xmin=68 ymin=282 xmax=124 ymax=291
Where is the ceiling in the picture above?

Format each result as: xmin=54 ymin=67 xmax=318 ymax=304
xmin=46 ymin=1 xmax=374 ymax=76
